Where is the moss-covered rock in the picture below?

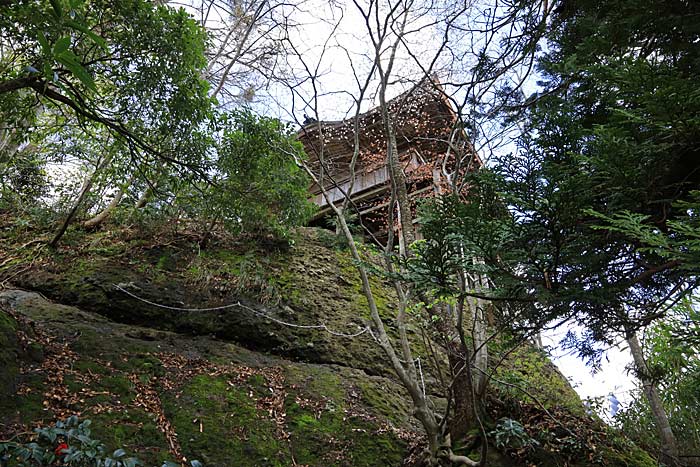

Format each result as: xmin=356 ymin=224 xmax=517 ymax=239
xmin=8 ymin=229 xmax=405 ymax=376
xmin=0 ymin=290 xmax=415 ymax=467
xmin=0 ymin=309 xmax=19 ymax=400
xmin=0 ymin=226 xmax=656 ymax=466
xmin=491 ymin=342 xmax=584 ymax=415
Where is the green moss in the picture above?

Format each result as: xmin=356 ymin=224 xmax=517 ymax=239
xmin=0 ymin=310 xmax=17 ymax=334
xmin=163 ymin=375 xmax=288 ymax=467
xmin=96 ymin=375 xmax=135 ymax=404
xmin=88 ymin=408 xmax=172 ymax=467
xmin=72 ymin=329 xmax=111 ymax=355
xmin=601 ymin=430 xmax=657 ymax=467
xmin=192 ymin=249 xmax=256 ymax=279
xmin=0 ymin=311 xmax=18 ymax=397
xmin=73 ymin=359 xmax=111 ymax=375
xmin=118 ymin=354 xmax=165 ymax=375
xmin=284 ymin=365 xmax=407 ymax=466
xmin=0 ymin=310 xmax=30 ymax=426
xmin=1 ymin=373 xmax=46 ymax=424
xmin=294 ymin=413 xmax=319 ymax=429
xmin=286 ymin=402 xmax=405 ymax=467
xmin=304 ymin=370 xmax=345 ymax=402
xmin=492 ymin=343 xmax=583 ymax=413
xmin=355 ymin=378 xmax=411 ymax=425
xmin=246 ymin=373 xmax=268 ymax=392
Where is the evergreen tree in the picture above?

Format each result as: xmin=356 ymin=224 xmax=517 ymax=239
xmin=413 ymin=1 xmax=700 ymax=464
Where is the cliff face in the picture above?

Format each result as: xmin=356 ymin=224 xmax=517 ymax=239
xmin=0 ymin=288 xmax=413 ymax=467
xmin=0 ymin=227 xmax=654 ymax=466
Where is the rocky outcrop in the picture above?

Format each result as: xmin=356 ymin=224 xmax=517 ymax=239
xmin=0 ymin=227 xmax=657 ymax=467
xmin=0 ymin=289 xmax=416 ymax=467
xmin=9 ymin=230 xmax=399 ymax=377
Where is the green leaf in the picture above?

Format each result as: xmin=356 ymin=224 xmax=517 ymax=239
xmin=113 ymin=449 xmax=126 ymax=458
xmin=50 ymin=0 xmax=64 ymax=18
xmin=66 ymin=19 xmax=108 ymax=51
xmin=53 ymin=36 xmax=71 ymax=55
xmin=42 ymin=63 xmax=54 ymax=80
xmin=17 ymin=447 xmax=31 ymax=461
xmin=55 ymin=50 xmax=96 ymax=92
xmin=37 ymin=33 xmax=51 ymax=55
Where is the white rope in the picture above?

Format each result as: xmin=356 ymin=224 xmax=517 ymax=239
xmin=113 ymin=284 xmax=370 ymax=339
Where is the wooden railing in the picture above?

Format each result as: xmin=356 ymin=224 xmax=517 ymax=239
xmin=311 ymin=165 xmax=390 ymax=207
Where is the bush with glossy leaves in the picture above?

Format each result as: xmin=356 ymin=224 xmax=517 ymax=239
xmin=0 ymin=416 xmax=202 ymax=467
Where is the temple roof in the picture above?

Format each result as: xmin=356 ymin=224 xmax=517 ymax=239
xmin=297 ymin=80 xmax=458 ymax=167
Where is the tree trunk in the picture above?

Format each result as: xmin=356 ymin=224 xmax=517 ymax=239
xmin=83 ymin=174 xmax=135 ymax=229
xmin=448 ymin=344 xmax=478 ymax=441
xmin=134 ymin=184 xmax=152 ymax=209
xmin=383 ymin=114 xmax=415 ymax=255
xmin=626 ymin=327 xmax=680 ymax=466
xmin=469 ymin=278 xmax=489 ymax=397
xmin=50 ymin=154 xmax=112 ymax=247
xmin=448 ymin=300 xmax=487 ymax=443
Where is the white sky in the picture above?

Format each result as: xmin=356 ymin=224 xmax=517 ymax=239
xmin=543 ymin=327 xmax=636 ymax=419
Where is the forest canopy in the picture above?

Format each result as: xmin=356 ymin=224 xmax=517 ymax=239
xmin=0 ymin=0 xmax=313 ymax=244
xmin=0 ymin=0 xmax=698 ymax=466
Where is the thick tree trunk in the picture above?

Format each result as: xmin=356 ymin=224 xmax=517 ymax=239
xmin=448 ymin=302 xmax=487 ymax=442
xmin=439 ymin=253 xmax=489 ymax=447
xmin=448 ymin=346 xmax=478 ymax=441
xmin=626 ymin=327 xmax=680 ymax=466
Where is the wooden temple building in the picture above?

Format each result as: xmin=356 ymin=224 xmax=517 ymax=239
xmin=297 ymin=80 xmax=481 ymax=242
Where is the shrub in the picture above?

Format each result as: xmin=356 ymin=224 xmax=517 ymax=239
xmin=0 ymin=416 xmax=201 ymax=467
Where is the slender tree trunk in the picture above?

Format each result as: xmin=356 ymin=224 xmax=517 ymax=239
xmin=82 ymin=187 xmax=124 ymax=228
xmin=626 ymin=327 xmax=680 ymax=466
xmin=134 ymin=185 xmax=152 ymax=209
xmin=83 ymin=174 xmax=136 ymax=229
xmin=382 ymin=111 xmax=415 ymax=255
xmin=199 ymin=214 xmax=221 ymax=249
xmin=50 ymin=154 xmax=112 ymax=247
xmin=370 ymin=0 xmax=414 ymax=255
xmin=470 ymin=283 xmax=489 ymax=397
